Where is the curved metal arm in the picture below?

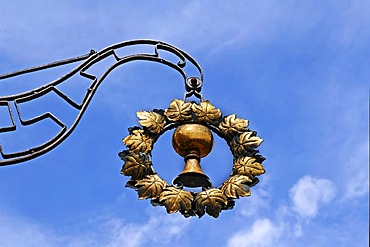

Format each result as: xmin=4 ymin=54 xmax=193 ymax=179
xmin=0 ymin=39 xmax=203 ymax=166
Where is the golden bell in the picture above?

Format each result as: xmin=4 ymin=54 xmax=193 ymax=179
xmin=172 ymin=124 xmax=213 ymax=188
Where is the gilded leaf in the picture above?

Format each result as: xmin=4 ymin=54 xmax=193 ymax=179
xmin=195 ymin=188 xmax=228 ymax=218
xmin=123 ymin=129 xmax=153 ymax=153
xmin=120 ymin=152 xmax=153 ymax=180
xmin=135 ymin=174 xmax=167 ymax=200
xmin=221 ymin=175 xmax=251 ymax=199
xmin=192 ymin=100 xmax=222 ymax=124
xmin=159 ymin=186 xmax=193 ymax=214
xmin=164 ymin=99 xmax=192 ymax=121
xmin=233 ymin=157 xmax=265 ymax=179
xmin=231 ymin=131 xmax=263 ymax=155
xmin=219 ymin=114 xmax=249 ymax=136
xmin=137 ymin=111 xmax=166 ymax=134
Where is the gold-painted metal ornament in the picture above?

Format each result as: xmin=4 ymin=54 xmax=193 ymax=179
xmin=119 ymin=99 xmax=265 ymax=218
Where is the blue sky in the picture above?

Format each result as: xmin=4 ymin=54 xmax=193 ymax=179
xmin=0 ymin=1 xmax=369 ymax=246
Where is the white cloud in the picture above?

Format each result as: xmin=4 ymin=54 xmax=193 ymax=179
xmin=227 ymin=218 xmax=281 ymax=247
xmin=103 ymin=212 xmax=189 ymax=247
xmin=289 ymin=176 xmax=336 ymax=218
xmin=0 ymin=1 xmax=368 ymax=247
xmin=0 ymin=1 xmax=355 ymax=63
xmin=225 ymin=175 xmax=361 ymax=247
xmin=316 ymin=83 xmax=368 ymax=201
xmin=0 ymin=209 xmax=189 ymax=247
xmin=343 ymin=141 xmax=369 ymax=199
xmin=0 ymin=211 xmax=56 ymax=247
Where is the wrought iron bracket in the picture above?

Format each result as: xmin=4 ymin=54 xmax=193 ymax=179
xmin=0 ymin=39 xmax=204 ymax=166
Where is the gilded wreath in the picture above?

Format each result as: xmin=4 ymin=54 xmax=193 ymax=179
xmin=119 ymin=99 xmax=265 ymax=218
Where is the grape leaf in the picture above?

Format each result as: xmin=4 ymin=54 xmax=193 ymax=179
xmin=231 ymin=131 xmax=263 ymax=155
xmin=219 ymin=114 xmax=249 ymax=136
xmin=120 ymin=152 xmax=153 ymax=180
xmin=221 ymin=175 xmax=251 ymax=199
xmin=123 ymin=129 xmax=153 ymax=153
xmin=164 ymin=99 xmax=192 ymax=122
xmin=233 ymin=156 xmax=265 ymax=179
xmin=192 ymin=100 xmax=222 ymax=124
xmin=159 ymin=186 xmax=193 ymax=214
xmin=137 ymin=111 xmax=165 ymax=134
xmin=135 ymin=174 xmax=167 ymax=199
xmin=195 ymin=188 xmax=228 ymax=218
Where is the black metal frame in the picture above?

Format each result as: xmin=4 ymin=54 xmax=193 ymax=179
xmin=0 ymin=40 xmax=203 ymax=166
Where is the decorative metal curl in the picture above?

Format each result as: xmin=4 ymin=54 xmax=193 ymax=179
xmin=119 ymin=99 xmax=265 ymax=218
xmin=0 ymin=40 xmax=203 ymax=166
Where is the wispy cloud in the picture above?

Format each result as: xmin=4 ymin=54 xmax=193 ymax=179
xmin=0 ymin=174 xmax=367 ymax=247
xmin=343 ymin=141 xmax=369 ymax=199
xmin=289 ymin=176 xmax=336 ymax=218
xmin=225 ymin=174 xmax=368 ymax=247
xmin=0 ymin=210 xmax=56 ymax=247
xmin=316 ymin=83 xmax=368 ymax=200
xmin=2 ymin=1 xmax=362 ymax=64
xmin=227 ymin=218 xmax=282 ymax=247
xmin=0 ymin=1 xmax=368 ymax=247
xmin=0 ymin=209 xmax=190 ymax=247
xmin=102 ymin=212 xmax=190 ymax=247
